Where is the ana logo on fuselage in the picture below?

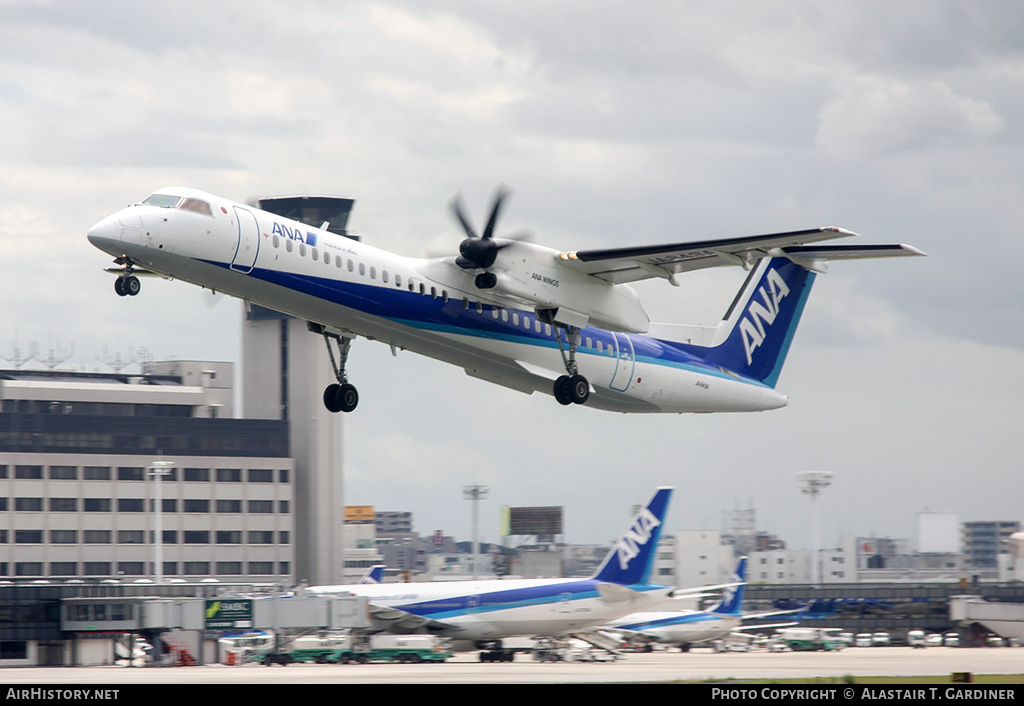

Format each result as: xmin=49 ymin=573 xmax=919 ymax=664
xmin=271 ymin=221 xmax=318 ymax=247
xmin=737 ymin=268 xmax=791 ymax=366
xmin=615 ymin=508 xmax=662 ymax=571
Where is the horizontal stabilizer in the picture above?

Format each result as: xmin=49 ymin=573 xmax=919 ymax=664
xmin=780 ymin=243 xmax=926 ymax=273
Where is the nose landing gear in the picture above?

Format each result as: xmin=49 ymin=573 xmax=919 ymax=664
xmin=112 ymin=258 xmax=141 ymax=297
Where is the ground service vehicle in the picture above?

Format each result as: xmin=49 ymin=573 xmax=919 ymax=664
xmin=258 ymin=634 xmax=451 ymax=664
xmin=777 ymin=627 xmax=845 ymax=651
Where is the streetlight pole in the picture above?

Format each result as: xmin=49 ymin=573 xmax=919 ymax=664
xmin=463 ymin=484 xmax=489 ymax=580
xmin=796 ymin=471 xmax=833 ymax=586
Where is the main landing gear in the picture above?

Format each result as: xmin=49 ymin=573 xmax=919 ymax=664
xmin=549 ymin=322 xmax=590 ymax=407
xmin=316 ymin=325 xmax=359 ymax=414
xmin=113 ymin=258 xmax=141 ymax=297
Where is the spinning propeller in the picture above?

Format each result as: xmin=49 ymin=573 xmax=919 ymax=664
xmin=451 ymin=186 xmax=511 ymax=271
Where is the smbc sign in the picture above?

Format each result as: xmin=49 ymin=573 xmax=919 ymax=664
xmin=205 ymin=599 xmax=253 ymax=629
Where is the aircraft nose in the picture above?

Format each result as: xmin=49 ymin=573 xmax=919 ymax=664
xmin=87 ymin=213 xmax=121 ymax=251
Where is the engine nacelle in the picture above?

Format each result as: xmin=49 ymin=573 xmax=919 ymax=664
xmin=485 ymin=241 xmax=650 ymax=333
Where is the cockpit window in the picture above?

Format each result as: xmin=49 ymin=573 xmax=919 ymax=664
xmin=179 ymin=198 xmax=212 ymax=216
xmin=142 ymin=193 xmax=183 ymax=208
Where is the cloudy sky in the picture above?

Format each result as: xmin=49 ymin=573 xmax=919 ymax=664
xmin=2 ymin=1 xmax=1022 ymax=552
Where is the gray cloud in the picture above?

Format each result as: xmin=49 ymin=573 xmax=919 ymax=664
xmin=1 ymin=1 xmax=1021 ymax=548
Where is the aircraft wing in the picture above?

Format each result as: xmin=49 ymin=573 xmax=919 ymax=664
xmin=669 ymin=581 xmax=744 ymax=600
xmin=557 ymin=227 xmax=856 ymax=284
xmin=734 ymin=620 xmax=800 ymax=633
xmin=366 ymin=603 xmax=459 ymax=634
xmin=104 ymin=266 xmax=166 ymax=278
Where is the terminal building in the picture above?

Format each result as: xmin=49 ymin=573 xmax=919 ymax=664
xmin=0 ymin=362 xmax=294 ymax=584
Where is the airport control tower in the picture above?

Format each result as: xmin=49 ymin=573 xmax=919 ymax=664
xmin=241 ymin=195 xmax=355 ymax=585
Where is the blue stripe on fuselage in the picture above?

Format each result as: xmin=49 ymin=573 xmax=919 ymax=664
xmin=388 ymin=581 xmax=666 ymax=621
xmin=202 ymin=260 xmax=768 ymax=388
xmin=619 ymin=612 xmax=722 ymax=631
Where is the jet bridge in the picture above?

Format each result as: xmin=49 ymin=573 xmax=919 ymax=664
xmin=61 ymin=593 xmax=371 ymax=665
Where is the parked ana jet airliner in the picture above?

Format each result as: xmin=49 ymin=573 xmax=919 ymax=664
xmin=603 ymin=556 xmax=799 ymax=651
xmin=86 ymin=187 xmax=924 ymax=413
xmin=604 ymin=556 xmax=749 ymax=650
xmin=309 ymin=487 xmax=680 ymax=660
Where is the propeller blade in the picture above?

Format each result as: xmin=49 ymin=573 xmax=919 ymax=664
xmin=448 ymin=185 xmax=515 ymax=269
xmin=448 ymin=193 xmax=478 ymax=240
xmin=481 ymin=186 xmax=510 ymax=241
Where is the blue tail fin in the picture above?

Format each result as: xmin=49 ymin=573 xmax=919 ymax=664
xmin=709 ymin=556 xmax=747 ymax=616
xmin=358 ymin=565 xmax=385 ymax=584
xmin=681 ymin=257 xmax=815 ymax=387
xmin=591 ymin=487 xmax=673 ymax=585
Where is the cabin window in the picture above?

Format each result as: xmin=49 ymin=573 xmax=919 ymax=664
xmin=370 ymin=266 xmax=377 ymax=280
xmin=272 ymin=235 xmax=279 ymax=248
xmin=285 ymin=240 xmax=293 ymax=253
xmin=395 ymin=274 xmax=402 ymax=287
xmin=492 ymin=308 xmax=499 ymax=319
xmin=512 ymin=313 xmax=519 ymax=326
xmin=442 ymin=290 xmax=449 ymax=302
xmin=463 ymin=297 xmax=469 ymax=309
xmin=535 ymin=320 xmax=542 ymax=333
xmin=299 ymin=243 xmax=306 ymax=257
xmin=179 ymin=198 xmax=212 ymax=216
xmin=142 ymin=193 xmax=182 ymax=208
xmin=476 ymin=301 xmax=483 ymax=314
xmin=586 ymin=337 xmax=593 ymax=349
xmin=335 ymin=256 xmax=342 ymax=268
xmin=419 ymin=283 xmax=426 ymax=295
xmin=359 ymin=263 xmax=366 ymax=276
xmin=382 ymin=270 xmax=389 ymax=283
xmin=501 ymin=310 xmax=509 ymax=323
xmin=311 ymin=248 xmax=319 ymax=262
xmin=596 ymin=340 xmax=603 ymax=354
xmin=347 ymin=260 xmax=354 ymax=272
xmin=544 ymin=323 xmax=552 ymax=336
xmin=524 ymin=316 xmax=531 ymax=330
xmin=430 ymin=286 xmax=437 ymax=299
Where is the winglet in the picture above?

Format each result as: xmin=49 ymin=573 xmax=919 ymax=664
xmin=590 ymin=487 xmax=673 ymax=585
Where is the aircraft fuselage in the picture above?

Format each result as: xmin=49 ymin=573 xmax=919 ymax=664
xmin=87 ymin=187 xmax=789 ymax=413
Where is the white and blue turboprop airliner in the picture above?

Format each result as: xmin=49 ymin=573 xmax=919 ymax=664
xmin=86 ymin=186 xmax=924 ymax=413
xmin=310 ymin=487 xmax=680 ymax=659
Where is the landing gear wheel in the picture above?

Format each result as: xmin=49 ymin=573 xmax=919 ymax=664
xmin=568 ymin=374 xmax=590 ymax=405
xmin=337 ymin=383 xmax=358 ymax=413
xmin=124 ymin=275 xmax=141 ymax=296
xmin=323 ymin=384 xmax=343 ymax=413
xmin=323 ymin=383 xmax=359 ymax=413
xmin=114 ymin=278 xmax=127 ymax=297
xmin=316 ymin=326 xmax=359 ymax=413
xmin=554 ymin=375 xmax=573 ymax=405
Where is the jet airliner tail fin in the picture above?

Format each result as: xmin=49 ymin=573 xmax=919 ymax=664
xmin=358 ymin=565 xmax=385 ymax=584
xmin=591 ymin=487 xmax=672 ymax=586
xmin=708 ymin=556 xmax=747 ymax=616
xmin=657 ymin=244 xmax=923 ymax=388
